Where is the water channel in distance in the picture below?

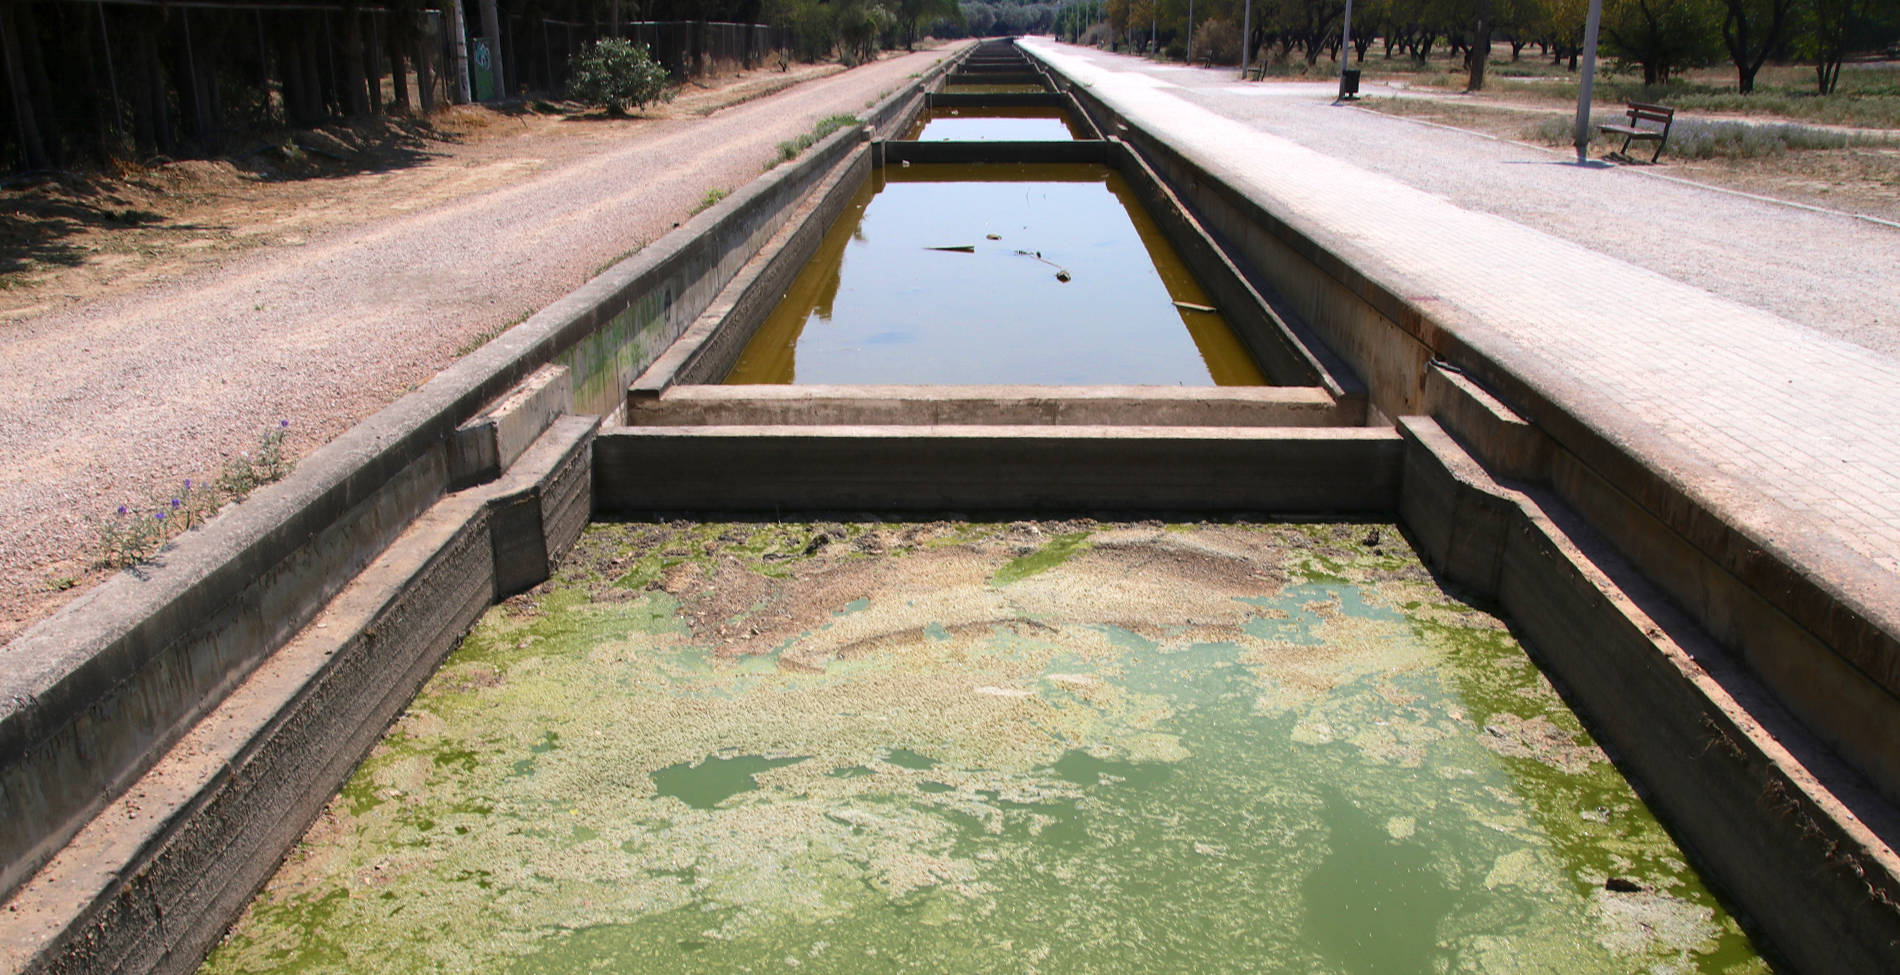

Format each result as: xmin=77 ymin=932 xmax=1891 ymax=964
xmin=725 ymin=163 xmax=1269 ymax=385
xmin=902 ymin=106 xmax=1084 ymax=142
xmin=201 ymin=521 xmax=1769 ymax=974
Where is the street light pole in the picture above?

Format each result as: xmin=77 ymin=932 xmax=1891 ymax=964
xmin=1338 ymin=0 xmax=1354 ymax=95
xmin=1574 ymin=0 xmax=1604 ymax=162
xmin=1239 ymin=0 xmax=1252 ymax=80
xmin=1188 ymin=0 xmax=1195 ymax=62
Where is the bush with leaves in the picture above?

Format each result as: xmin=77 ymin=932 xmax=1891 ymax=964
xmin=567 ymin=39 xmax=675 ymax=115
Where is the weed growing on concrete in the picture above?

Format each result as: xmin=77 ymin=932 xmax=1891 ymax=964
xmin=770 ymin=114 xmax=859 ymax=168
xmin=89 ymin=421 xmax=297 ymax=569
xmin=455 ymin=308 xmax=535 ymax=357
xmin=589 ymin=241 xmax=646 ymax=279
xmin=691 ymin=187 xmax=730 ymax=215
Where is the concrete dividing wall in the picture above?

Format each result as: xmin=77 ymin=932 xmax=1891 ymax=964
xmin=1399 ymin=416 xmax=1900 ymax=975
xmin=0 ymin=53 xmax=964 ymax=919
xmin=592 ymin=425 xmax=1404 ymax=513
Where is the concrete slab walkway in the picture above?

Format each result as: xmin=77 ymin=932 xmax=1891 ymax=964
xmin=1022 ymin=39 xmax=1900 ymax=658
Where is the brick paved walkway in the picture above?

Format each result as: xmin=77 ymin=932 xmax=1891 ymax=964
xmin=1023 ymin=39 xmax=1900 ymax=634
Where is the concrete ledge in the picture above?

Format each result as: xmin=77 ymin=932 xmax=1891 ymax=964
xmin=0 ymin=417 xmax=596 ymax=975
xmin=593 ymin=425 xmax=1402 ymax=513
xmin=928 ymin=91 xmax=1068 ymax=108
xmin=630 ymin=147 xmax=874 ymax=397
xmin=628 ymin=385 xmax=1345 ymax=427
xmin=449 ymin=364 xmax=573 ymax=488
xmin=882 ymin=139 xmax=1108 ymax=164
xmin=1399 ymin=415 xmax=1900 ymax=974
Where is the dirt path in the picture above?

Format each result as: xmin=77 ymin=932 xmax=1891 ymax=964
xmin=0 ymin=45 xmax=963 ymax=645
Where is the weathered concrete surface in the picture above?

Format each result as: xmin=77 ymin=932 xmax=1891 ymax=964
xmin=628 ymin=385 xmax=1345 ymax=427
xmin=1025 ymin=39 xmax=1900 ymax=808
xmin=0 ymin=416 xmax=595 ymax=975
xmin=1399 ymin=416 xmax=1900 ymax=975
xmin=631 ymin=148 xmax=875 ymax=396
xmin=592 ymin=425 xmax=1402 ymax=513
xmin=0 ymin=60 xmax=964 ymax=908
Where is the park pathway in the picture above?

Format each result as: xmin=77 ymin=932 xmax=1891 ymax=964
xmin=0 ymin=45 xmax=963 ymax=643
xmin=1024 ymin=37 xmax=1900 ymax=654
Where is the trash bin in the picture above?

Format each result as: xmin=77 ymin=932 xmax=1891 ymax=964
xmin=1339 ymin=68 xmax=1361 ymax=99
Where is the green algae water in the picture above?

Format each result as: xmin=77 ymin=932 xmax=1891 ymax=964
xmin=724 ymin=163 xmax=1269 ymax=386
xmin=202 ymin=521 xmax=1769 ymax=974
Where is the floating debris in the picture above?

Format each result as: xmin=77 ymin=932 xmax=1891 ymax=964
xmin=925 ymin=244 xmax=975 ymax=253
xmin=1172 ymin=300 xmax=1218 ymax=313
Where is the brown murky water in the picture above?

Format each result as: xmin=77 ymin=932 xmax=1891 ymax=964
xmin=902 ymin=106 xmax=1084 ymax=142
xmin=725 ymin=163 xmax=1269 ymax=385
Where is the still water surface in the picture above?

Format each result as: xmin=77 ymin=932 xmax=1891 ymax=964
xmin=903 ymin=106 xmax=1083 ymax=141
xmin=726 ymin=163 xmax=1267 ymax=385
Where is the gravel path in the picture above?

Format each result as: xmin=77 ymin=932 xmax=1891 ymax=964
xmin=1047 ymin=48 xmax=1900 ymax=359
xmin=0 ymin=46 xmax=959 ymax=643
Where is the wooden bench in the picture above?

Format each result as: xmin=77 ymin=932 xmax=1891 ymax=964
xmin=1599 ymin=102 xmax=1675 ymax=163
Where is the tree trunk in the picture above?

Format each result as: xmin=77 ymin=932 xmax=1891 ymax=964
xmin=478 ymin=0 xmax=504 ymax=97
xmin=341 ymin=4 xmax=368 ymax=115
xmin=388 ymin=18 xmax=410 ymax=113
xmin=1467 ymin=5 xmax=1491 ymax=91
xmin=15 ymin=0 xmax=59 ymax=163
xmin=414 ymin=10 xmax=437 ymax=112
xmin=0 ymin=3 xmax=51 ymax=169
xmin=367 ymin=12 xmax=384 ymax=114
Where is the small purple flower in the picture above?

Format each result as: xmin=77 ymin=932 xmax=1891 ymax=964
xmin=171 ymin=498 xmax=181 ymax=508
xmin=279 ymin=419 xmax=290 ymax=429
xmin=154 ymin=511 xmax=166 ymax=521
xmin=183 ymin=479 xmax=192 ymax=490
xmin=116 ymin=505 xmax=128 ymax=516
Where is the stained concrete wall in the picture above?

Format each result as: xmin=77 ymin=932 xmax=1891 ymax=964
xmin=1034 ymin=47 xmax=1900 ymax=813
xmin=592 ymin=425 xmax=1404 ymax=513
xmin=1399 ymin=415 xmax=1900 ymax=975
xmin=1 ymin=417 xmax=596 ymax=975
xmin=0 ymin=55 xmax=966 ymax=913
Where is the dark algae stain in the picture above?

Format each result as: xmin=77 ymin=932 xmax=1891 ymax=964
xmin=201 ymin=520 xmax=1768 ymax=974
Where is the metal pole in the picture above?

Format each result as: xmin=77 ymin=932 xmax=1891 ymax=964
xmin=1573 ymin=0 xmax=1603 ymax=162
xmin=1338 ymin=0 xmax=1353 ymax=93
xmin=1239 ymin=0 xmax=1251 ymax=79
xmin=1187 ymin=0 xmax=1194 ymax=62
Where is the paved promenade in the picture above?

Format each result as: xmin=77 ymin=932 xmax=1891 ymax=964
xmin=1023 ymin=39 xmax=1900 ymax=638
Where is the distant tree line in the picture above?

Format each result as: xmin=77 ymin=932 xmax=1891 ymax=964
xmin=0 ymin=0 xmax=966 ymax=174
xmin=1040 ymin=0 xmax=1898 ymax=93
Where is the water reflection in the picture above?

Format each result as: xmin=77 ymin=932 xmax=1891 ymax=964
xmin=726 ymin=163 xmax=1268 ymax=386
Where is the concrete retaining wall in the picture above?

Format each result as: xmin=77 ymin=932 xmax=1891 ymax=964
xmin=592 ymin=425 xmax=1404 ymax=513
xmin=1399 ymin=415 xmax=1900 ymax=975
xmin=0 ymin=54 xmax=963 ymax=921
xmin=1034 ymin=47 xmax=1900 ymax=810
xmin=0 ymin=417 xmax=595 ymax=975
xmin=627 ymin=385 xmax=1347 ymax=427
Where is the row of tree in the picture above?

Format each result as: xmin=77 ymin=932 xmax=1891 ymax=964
xmin=0 ymin=0 xmax=970 ymax=174
xmin=1044 ymin=0 xmax=1896 ymax=93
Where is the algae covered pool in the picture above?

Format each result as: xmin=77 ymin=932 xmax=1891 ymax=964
xmin=725 ymin=164 xmax=1267 ymax=385
xmin=202 ymin=521 xmax=1769 ymax=974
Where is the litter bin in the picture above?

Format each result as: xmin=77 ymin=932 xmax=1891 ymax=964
xmin=1339 ymin=68 xmax=1361 ymax=99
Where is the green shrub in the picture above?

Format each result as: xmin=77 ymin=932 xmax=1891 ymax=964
xmin=567 ymin=39 xmax=674 ymax=115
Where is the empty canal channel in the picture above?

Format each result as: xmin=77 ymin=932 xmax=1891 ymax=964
xmin=5 ymin=38 xmax=1897 ymax=975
